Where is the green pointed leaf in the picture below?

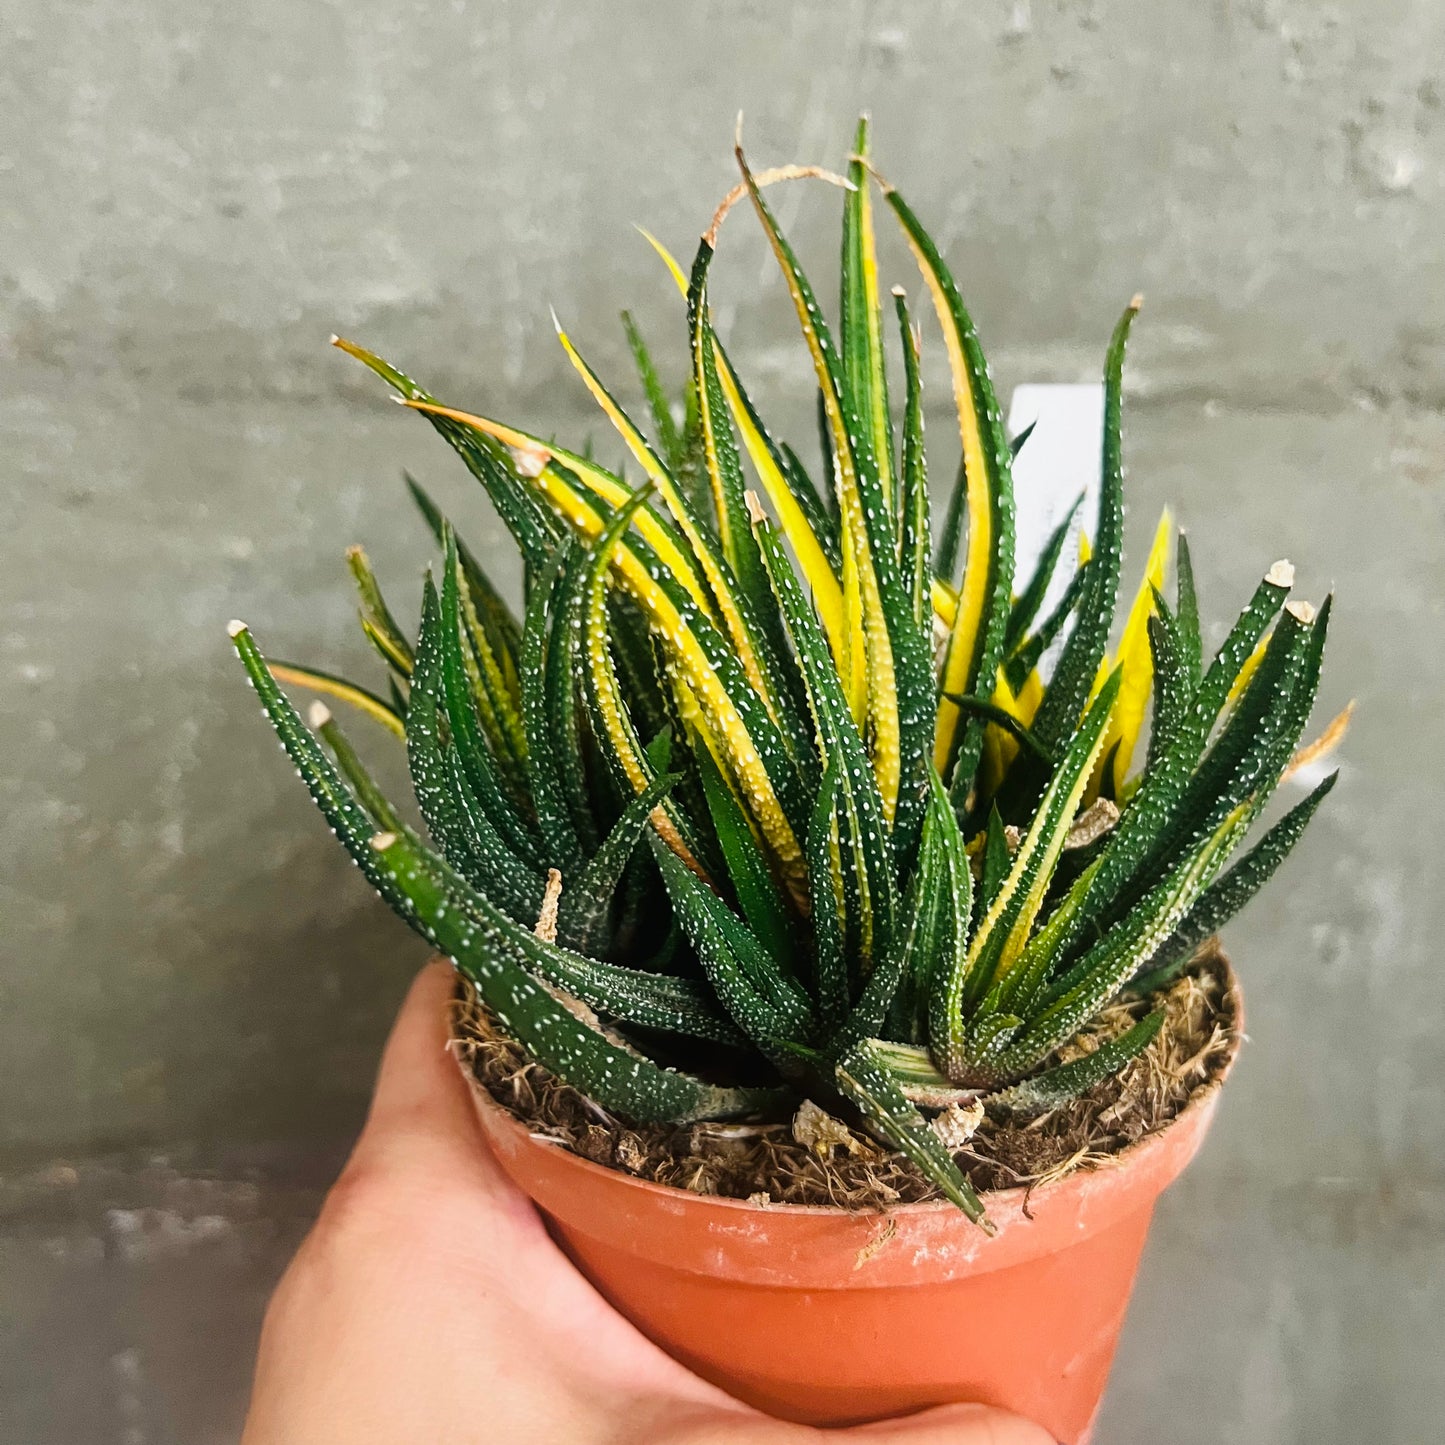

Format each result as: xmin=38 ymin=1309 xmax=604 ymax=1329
xmin=265 ymin=660 xmax=405 ymax=739
xmin=1044 ymin=564 xmax=1296 ymax=961
xmin=986 ymin=1011 xmax=1164 ymax=1114
xmin=621 ymin=309 xmax=684 ymax=469
xmin=334 ymin=338 xmax=560 ymax=571
xmin=1004 ymin=557 xmax=1091 ymax=695
xmin=1144 ymin=599 xmax=1190 ymax=773
xmin=1000 ymin=796 xmax=1257 ymax=1076
xmin=934 ymin=453 xmax=967 ymax=584
xmin=518 ymin=929 xmax=747 ymax=1049
xmin=1005 ymin=493 xmax=1085 ymax=654
xmin=976 ymin=806 xmax=1012 ymax=923
xmin=685 ymin=240 xmax=774 ymax=617
xmin=1174 ymin=531 xmax=1202 ymax=684
xmin=517 ymin=538 xmax=588 ymax=864
xmin=346 ymin=544 xmax=415 ymax=675
xmin=898 ymin=773 xmax=973 ymax=1075
xmin=753 ymin=509 xmax=896 ymax=986
xmin=892 ymin=288 xmax=931 ymax=626
xmin=436 ymin=542 xmax=545 ymax=866
xmin=1026 ymin=299 xmax=1139 ymax=758
xmin=1133 ymin=770 xmax=1337 ymax=991
xmin=841 ymin=116 xmax=895 ymax=512
xmin=694 ymin=744 xmax=796 ymax=970
xmin=1140 ymin=599 xmax=1324 ymax=899
xmin=845 ymin=769 xmax=967 ymax=1053
xmin=832 ymin=1038 xmax=988 ymax=1225
xmin=231 ymin=620 xmax=771 ymax=1124
xmin=651 ymin=839 xmax=815 ymax=1055
xmin=313 ymin=710 xmax=404 ymax=833
xmin=558 ymin=769 xmax=678 ymax=955
xmin=943 ymin=693 xmax=1055 ymax=768
xmin=377 ymin=829 xmax=768 ymax=1123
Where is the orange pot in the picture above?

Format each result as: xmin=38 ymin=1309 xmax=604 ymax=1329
xmin=468 ymin=997 xmax=1240 ymax=1445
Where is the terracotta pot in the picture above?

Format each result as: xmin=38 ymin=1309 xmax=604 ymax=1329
xmin=465 ymin=972 xmax=1241 ymax=1445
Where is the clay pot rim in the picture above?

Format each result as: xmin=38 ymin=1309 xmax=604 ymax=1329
xmin=461 ymin=948 xmax=1243 ymax=1224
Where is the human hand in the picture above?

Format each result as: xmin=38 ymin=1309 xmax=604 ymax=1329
xmin=242 ymin=961 xmax=1053 ymax=1445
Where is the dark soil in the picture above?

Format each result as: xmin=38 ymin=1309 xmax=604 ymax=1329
xmin=452 ymin=941 xmax=1240 ymax=1212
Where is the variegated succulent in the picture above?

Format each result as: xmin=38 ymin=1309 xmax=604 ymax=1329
xmin=230 ymin=121 xmax=1342 ymax=1225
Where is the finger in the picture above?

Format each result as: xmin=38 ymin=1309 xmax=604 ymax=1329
xmin=843 ymin=1401 xmax=1056 ymax=1445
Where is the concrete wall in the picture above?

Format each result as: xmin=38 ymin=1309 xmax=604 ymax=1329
xmin=5 ymin=2 xmax=1443 ymax=1440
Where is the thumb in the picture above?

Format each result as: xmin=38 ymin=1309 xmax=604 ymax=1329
xmin=344 ymin=956 xmax=512 ymax=1196
xmin=844 ymin=1401 xmax=1056 ymax=1445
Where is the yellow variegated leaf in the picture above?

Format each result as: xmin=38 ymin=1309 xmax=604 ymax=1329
xmin=1105 ymin=508 xmax=1173 ymax=793
xmin=636 ymin=227 xmax=691 ymax=294
xmin=932 ymin=576 xmax=958 ymax=630
xmin=1014 ymin=666 xmax=1044 ymax=727
xmin=406 ymin=403 xmax=803 ymax=886
xmin=639 ymin=227 xmax=849 ymax=719
xmin=978 ymin=664 xmax=1044 ymax=796
xmin=979 ymin=667 xmax=1022 ymax=796
xmin=1229 ymin=634 xmax=1270 ymax=706
xmin=984 ymin=673 xmax=1121 ymax=983
xmin=890 ymin=207 xmax=1006 ymax=778
xmin=579 ymin=563 xmax=705 ymax=877
xmin=266 ymin=662 xmax=406 ymax=739
xmin=715 ymin=361 xmax=846 ymax=663
xmin=736 ymin=147 xmax=899 ymax=816
xmin=402 ymin=401 xmax=716 ymax=624
xmin=551 ymin=324 xmax=775 ymax=707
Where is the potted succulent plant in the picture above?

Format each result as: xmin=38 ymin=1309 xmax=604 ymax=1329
xmin=230 ymin=122 xmax=1343 ymax=1445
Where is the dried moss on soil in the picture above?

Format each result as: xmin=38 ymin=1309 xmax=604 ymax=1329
xmin=452 ymin=942 xmax=1239 ymax=1211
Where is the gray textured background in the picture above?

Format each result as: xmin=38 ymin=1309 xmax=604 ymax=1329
xmin=4 ymin=2 xmax=1443 ymax=1441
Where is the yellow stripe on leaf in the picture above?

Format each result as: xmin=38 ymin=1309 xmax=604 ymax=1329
xmin=715 ymin=359 xmax=847 ymax=666
xmin=736 ymin=146 xmax=898 ymax=816
xmin=266 ymin=663 xmax=405 ymax=739
xmin=402 ymin=401 xmax=713 ymax=620
xmin=580 ymin=568 xmax=705 ymax=877
xmin=406 ymin=403 xmax=801 ymax=879
xmin=1229 ymin=635 xmax=1270 ymax=707
xmin=847 ymin=121 xmax=894 ymax=511
xmin=638 ymin=227 xmax=850 ymax=725
xmin=551 ymin=326 xmax=774 ymax=706
xmin=897 ymin=229 xmax=996 ymax=776
xmin=1106 ymin=508 xmax=1173 ymax=793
